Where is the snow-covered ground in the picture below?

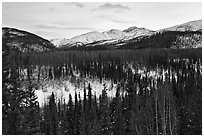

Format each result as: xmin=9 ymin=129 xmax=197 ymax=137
xmin=18 ymin=59 xmax=201 ymax=107
xmin=35 ymin=76 xmax=118 ymax=106
xmin=21 ymin=66 xmax=162 ymax=106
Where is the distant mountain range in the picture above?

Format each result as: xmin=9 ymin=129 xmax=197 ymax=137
xmin=2 ymin=19 xmax=202 ymax=52
xmin=50 ymin=27 xmax=155 ymax=47
xmin=51 ymin=19 xmax=202 ymax=49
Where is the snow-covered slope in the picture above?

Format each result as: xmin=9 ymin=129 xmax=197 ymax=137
xmin=161 ymin=19 xmax=202 ymax=32
xmin=124 ymin=26 xmax=155 ymax=36
xmin=67 ymin=31 xmax=107 ymax=45
xmin=58 ymin=27 xmax=155 ymax=47
xmin=102 ymin=29 xmax=127 ymax=39
xmin=51 ymin=19 xmax=202 ymax=48
xmin=50 ymin=38 xmax=70 ymax=47
xmin=64 ymin=30 xmax=126 ymax=47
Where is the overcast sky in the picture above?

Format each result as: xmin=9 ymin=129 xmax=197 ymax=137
xmin=2 ymin=2 xmax=202 ymax=39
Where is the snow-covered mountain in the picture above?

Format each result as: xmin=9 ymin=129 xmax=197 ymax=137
xmin=51 ymin=27 xmax=155 ymax=47
xmin=123 ymin=26 xmax=155 ymax=37
xmin=68 ymin=31 xmax=108 ymax=44
xmin=51 ymin=20 xmax=202 ymax=48
xmin=4 ymin=19 xmax=201 ymax=51
xmin=160 ymin=19 xmax=202 ymax=32
xmin=50 ymin=38 xmax=70 ymax=47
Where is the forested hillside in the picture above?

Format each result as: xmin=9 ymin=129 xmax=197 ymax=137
xmin=119 ymin=31 xmax=202 ymax=49
xmin=2 ymin=27 xmax=55 ymax=53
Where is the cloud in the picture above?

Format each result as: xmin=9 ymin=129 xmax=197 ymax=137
xmin=36 ymin=23 xmax=96 ymax=31
xmin=34 ymin=30 xmax=62 ymax=37
xmin=95 ymin=3 xmax=130 ymax=12
xmin=98 ymin=14 xmax=135 ymax=24
xmin=110 ymin=18 xmax=135 ymax=24
xmin=64 ymin=2 xmax=84 ymax=8
xmin=93 ymin=3 xmax=132 ymax=24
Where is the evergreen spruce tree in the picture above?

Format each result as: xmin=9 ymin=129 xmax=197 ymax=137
xmin=86 ymin=83 xmax=100 ymax=134
xmin=82 ymin=87 xmax=88 ymax=134
xmin=2 ymin=47 xmax=40 ymax=135
xmin=110 ymin=87 xmax=124 ymax=134
xmin=61 ymin=99 xmax=68 ymax=134
xmin=67 ymin=94 xmax=74 ymax=134
xmin=74 ymin=92 xmax=80 ymax=134
xmin=2 ymin=52 xmax=25 ymax=134
xmin=78 ymin=92 xmax=87 ymax=135
xmin=99 ymin=84 xmax=111 ymax=134
xmin=50 ymin=92 xmax=58 ymax=134
xmin=22 ymin=81 xmax=41 ymax=134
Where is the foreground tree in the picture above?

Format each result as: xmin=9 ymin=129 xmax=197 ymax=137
xmin=99 ymin=85 xmax=111 ymax=134
xmin=2 ymin=47 xmax=40 ymax=134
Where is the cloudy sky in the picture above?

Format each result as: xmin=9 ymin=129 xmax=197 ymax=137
xmin=2 ymin=2 xmax=202 ymax=39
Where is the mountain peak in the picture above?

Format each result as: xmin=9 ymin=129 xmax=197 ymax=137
xmin=110 ymin=29 xmax=121 ymax=32
xmin=123 ymin=26 xmax=139 ymax=32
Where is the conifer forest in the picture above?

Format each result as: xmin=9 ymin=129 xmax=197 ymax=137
xmin=2 ymin=48 xmax=202 ymax=135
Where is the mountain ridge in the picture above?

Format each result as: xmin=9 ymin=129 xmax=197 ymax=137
xmin=2 ymin=27 xmax=55 ymax=52
xmin=52 ymin=27 xmax=155 ymax=47
xmin=2 ymin=19 xmax=202 ymax=52
xmin=160 ymin=19 xmax=202 ymax=32
xmin=51 ymin=19 xmax=201 ymax=48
